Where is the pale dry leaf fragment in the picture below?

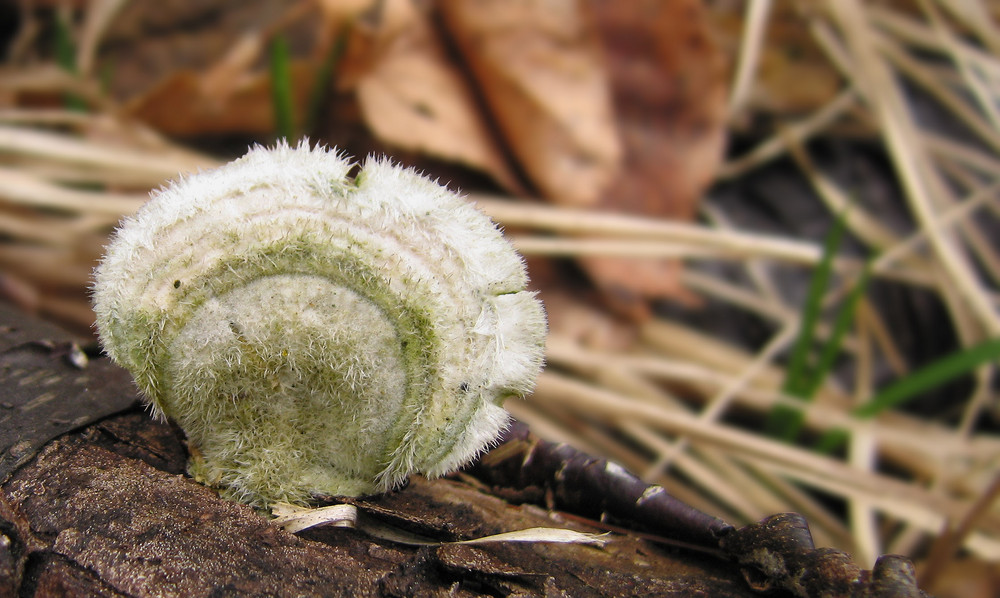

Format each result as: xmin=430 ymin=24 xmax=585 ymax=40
xmin=348 ymin=0 xmax=521 ymax=191
xmin=272 ymin=503 xmax=358 ymax=533
xmin=273 ymin=502 xmax=606 ymax=546
xmin=439 ymin=0 xmax=622 ymax=206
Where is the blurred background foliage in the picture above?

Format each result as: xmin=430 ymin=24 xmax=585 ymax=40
xmin=1 ymin=1 xmax=1000 ymax=595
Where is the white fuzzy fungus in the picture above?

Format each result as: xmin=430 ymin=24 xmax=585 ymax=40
xmin=92 ymin=141 xmax=546 ymax=506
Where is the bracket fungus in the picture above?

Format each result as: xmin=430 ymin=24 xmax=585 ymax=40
xmin=93 ymin=141 xmax=546 ymax=507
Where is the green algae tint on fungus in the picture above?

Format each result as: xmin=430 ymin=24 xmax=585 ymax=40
xmin=92 ymin=141 xmax=546 ymax=507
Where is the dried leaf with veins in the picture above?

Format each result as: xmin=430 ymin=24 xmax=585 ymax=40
xmin=92 ymin=141 xmax=546 ymax=507
xmin=127 ymin=58 xmax=315 ymax=137
xmin=440 ymin=0 xmax=623 ymax=207
xmin=346 ymin=0 xmax=522 ymax=191
xmin=582 ymin=0 xmax=729 ymax=304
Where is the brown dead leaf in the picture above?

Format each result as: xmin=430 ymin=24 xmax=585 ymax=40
xmin=345 ymin=0 xmax=522 ymax=191
xmin=924 ymin=557 xmax=1000 ymax=598
xmin=125 ymin=62 xmax=314 ymax=137
xmin=439 ymin=0 xmax=622 ymax=207
xmin=122 ymin=2 xmax=318 ymax=137
xmin=523 ymin=256 xmax=637 ymax=350
xmin=196 ymin=32 xmax=267 ymax=108
xmin=579 ymin=0 xmax=729 ymax=305
xmin=539 ymin=290 xmax=638 ymax=350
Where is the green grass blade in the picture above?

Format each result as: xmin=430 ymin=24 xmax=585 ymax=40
xmin=54 ymin=13 xmax=86 ymax=111
xmin=804 ymin=264 xmax=870 ymax=453
xmin=766 ymin=404 xmax=806 ymax=443
xmin=305 ymin=30 xmax=348 ymax=136
xmin=100 ymin=61 xmax=115 ymax=95
xmin=854 ymin=337 xmax=1000 ymax=418
xmin=270 ymin=35 xmax=296 ymax=141
xmin=783 ymin=214 xmax=848 ymax=397
xmin=815 ymin=427 xmax=850 ymax=454
xmin=802 ymin=261 xmax=872 ymax=399
xmin=766 ymin=213 xmax=850 ymax=441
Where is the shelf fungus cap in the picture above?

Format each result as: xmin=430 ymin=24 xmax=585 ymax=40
xmin=92 ymin=141 xmax=546 ymax=506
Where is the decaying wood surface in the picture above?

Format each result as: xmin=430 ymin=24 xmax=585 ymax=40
xmin=0 ymin=302 xmax=755 ymax=597
xmin=0 ymin=302 xmax=136 ymax=482
xmin=1 ymin=415 xmax=757 ymax=597
xmin=0 ymin=303 xmax=929 ymax=596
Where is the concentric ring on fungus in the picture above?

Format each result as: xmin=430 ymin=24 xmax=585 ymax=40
xmin=92 ymin=141 xmax=546 ymax=506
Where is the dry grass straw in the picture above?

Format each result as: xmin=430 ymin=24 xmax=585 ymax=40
xmin=0 ymin=0 xmax=997 ymax=583
xmin=506 ymin=0 xmax=1000 ymax=578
